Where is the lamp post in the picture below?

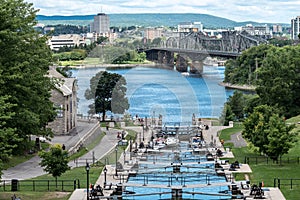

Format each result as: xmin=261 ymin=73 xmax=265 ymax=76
xmin=115 ymin=146 xmax=118 ymax=176
xmin=85 ymin=162 xmax=90 ymax=200
xmin=143 ymin=125 xmax=145 ymax=141
xmin=103 ymin=166 xmax=107 ymax=186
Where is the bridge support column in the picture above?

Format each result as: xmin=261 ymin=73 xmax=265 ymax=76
xmin=190 ymin=61 xmax=203 ymax=74
xmin=175 ymin=55 xmax=188 ymax=72
xmin=158 ymin=50 xmax=174 ymax=68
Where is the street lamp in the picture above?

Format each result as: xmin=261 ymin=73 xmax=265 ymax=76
xmin=141 ymin=123 xmax=145 ymax=141
xmin=85 ymin=162 xmax=90 ymax=200
xmin=103 ymin=166 xmax=107 ymax=186
xmin=115 ymin=146 xmax=118 ymax=176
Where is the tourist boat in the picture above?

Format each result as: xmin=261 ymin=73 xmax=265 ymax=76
xmin=181 ymin=72 xmax=189 ymax=76
xmin=165 ymin=137 xmax=179 ymax=146
xmin=190 ymin=136 xmax=206 ymax=148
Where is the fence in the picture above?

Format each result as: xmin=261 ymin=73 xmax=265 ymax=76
xmin=244 ymin=156 xmax=300 ymax=165
xmin=0 ymin=179 xmax=80 ymax=192
xmin=274 ymin=178 xmax=300 ymax=190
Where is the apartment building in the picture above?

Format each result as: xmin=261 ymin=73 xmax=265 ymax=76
xmin=291 ymin=16 xmax=300 ymax=40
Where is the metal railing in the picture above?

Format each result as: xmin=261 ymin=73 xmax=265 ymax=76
xmin=274 ymin=178 xmax=300 ymax=189
xmin=0 ymin=179 xmax=80 ymax=192
xmin=244 ymin=156 xmax=300 ymax=165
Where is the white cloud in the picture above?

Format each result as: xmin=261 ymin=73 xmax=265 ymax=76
xmin=26 ymin=0 xmax=298 ymax=23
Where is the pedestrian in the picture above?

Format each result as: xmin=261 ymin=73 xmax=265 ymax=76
xmin=106 ymin=122 xmax=109 ymax=131
xmin=62 ymin=144 xmax=66 ymax=150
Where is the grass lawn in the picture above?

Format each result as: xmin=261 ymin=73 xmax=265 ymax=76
xmin=0 ymin=191 xmax=71 ymax=200
xmin=220 ymin=117 xmax=300 ymax=200
xmin=0 ymin=166 xmax=102 ymax=200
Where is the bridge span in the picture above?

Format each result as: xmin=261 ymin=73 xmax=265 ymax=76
xmin=142 ymin=30 xmax=267 ymax=74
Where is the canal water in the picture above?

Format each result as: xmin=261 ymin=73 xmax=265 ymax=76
xmin=71 ymin=66 xmax=234 ymax=122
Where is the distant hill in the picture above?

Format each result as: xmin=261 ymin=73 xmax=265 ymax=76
xmin=36 ymin=13 xmax=289 ymax=28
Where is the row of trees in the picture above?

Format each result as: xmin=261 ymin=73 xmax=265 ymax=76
xmin=224 ymin=44 xmax=300 ymax=118
xmin=0 ymin=0 xmax=56 ymax=177
xmin=88 ymin=45 xmax=147 ymax=64
xmin=222 ymin=44 xmax=300 ymax=162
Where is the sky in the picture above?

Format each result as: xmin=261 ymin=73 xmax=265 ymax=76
xmin=27 ymin=0 xmax=299 ymax=24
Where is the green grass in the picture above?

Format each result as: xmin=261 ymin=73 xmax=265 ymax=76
xmin=219 ymin=123 xmax=243 ymax=141
xmin=68 ymin=132 xmax=106 ymax=161
xmin=220 ymin=120 xmax=300 ymax=200
xmin=0 ymin=166 xmax=102 ymax=200
xmin=0 ymin=191 xmax=71 ymax=200
xmin=3 ymin=155 xmax=35 ymax=170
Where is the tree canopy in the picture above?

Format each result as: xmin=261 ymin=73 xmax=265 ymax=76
xmin=242 ymin=105 xmax=298 ymax=162
xmin=39 ymin=144 xmax=70 ymax=184
xmin=85 ymin=71 xmax=129 ymax=121
xmin=0 ymin=0 xmax=56 ymax=160
xmin=224 ymin=44 xmax=300 ymax=118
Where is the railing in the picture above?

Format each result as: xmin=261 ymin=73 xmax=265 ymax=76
xmin=274 ymin=178 xmax=300 ymax=189
xmin=244 ymin=156 xmax=300 ymax=165
xmin=0 ymin=179 xmax=80 ymax=192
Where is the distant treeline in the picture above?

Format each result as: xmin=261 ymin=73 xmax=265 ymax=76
xmin=36 ymin=14 xmax=290 ymax=28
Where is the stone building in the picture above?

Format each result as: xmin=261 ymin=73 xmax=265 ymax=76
xmin=47 ymin=66 xmax=77 ymax=135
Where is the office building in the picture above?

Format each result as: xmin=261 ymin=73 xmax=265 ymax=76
xmin=90 ymin=13 xmax=110 ymax=34
xmin=291 ymin=16 xmax=300 ymax=40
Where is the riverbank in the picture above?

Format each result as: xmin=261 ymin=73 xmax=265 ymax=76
xmin=69 ymin=62 xmax=157 ymax=69
xmin=219 ymin=82 xmax=256 ymax=91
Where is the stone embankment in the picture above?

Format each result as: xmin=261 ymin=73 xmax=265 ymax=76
xmin=219 ymin=82 xmax=256 ymax=91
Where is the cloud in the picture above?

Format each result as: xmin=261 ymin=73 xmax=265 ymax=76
xmin=27 ymin=0 xmax=296 ymax=23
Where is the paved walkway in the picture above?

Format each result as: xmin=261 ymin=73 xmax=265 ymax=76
xmin=2 ymin=120 xmax=118 ymax=180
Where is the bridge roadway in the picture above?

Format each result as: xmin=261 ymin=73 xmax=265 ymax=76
xmin=147 ymin=47 xmax=241 ymax=59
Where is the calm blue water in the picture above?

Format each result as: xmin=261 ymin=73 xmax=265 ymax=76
xmin=123 ymin=143 xmax=231 ymax=199
xmin=71 ymin=66 xmax=234 ymax=122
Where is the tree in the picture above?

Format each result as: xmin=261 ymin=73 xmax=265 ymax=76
xmin=220 ymin=103 xmax=235 ymax=126
xmin=256 ymin=45 xmax=300 ymax=118
xmin=0 ymin=1 xmax=56 ymax=155
xmin=242 ymin=105 xmax=298 ymax=162
xmin=85 ymin=71 xmax=129 ymax=121
xmin=39 ymin=144 xmax=70 ymax=187
xmin=227 ymin=91 xmax=246 ymax=120
xmin=0 ymin=95 xmax=19 ymax=178
xmin=224 ymin=44 xmax=272 ymax=85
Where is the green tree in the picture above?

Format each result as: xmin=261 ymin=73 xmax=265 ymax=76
xmin=0 ymin=95 xmax=19 ymax=178
xmin=242 ymin=105 xmax=298 ymax=162
xmin=85 ymin=71 xmax=129 ymax=121
xmin=220 ymin=103 xmax=235 ymax=126
xmin=0 ymin=0 xmax=56 ymax=155
xmin=227 ymin=91 xmax=246 ymax=120
xmin=39 ymin=144 xmax=70 ymax=187
xmin=256 ymin=45 xmax=300 ymax=118
xmin=224 ymin=44 xmax=272 ymax=85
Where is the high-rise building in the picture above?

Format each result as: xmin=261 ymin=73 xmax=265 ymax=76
xmin=90 ymin=13 xmax=110 ymax=34
xmin=291 ymin=16 xmax=300 ymax=40
xmin=272 ymin=24 xmax=283 ymax=33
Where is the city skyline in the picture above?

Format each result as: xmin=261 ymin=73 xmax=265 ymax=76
xmin=27 ymin=0 xmax=299 ymax=24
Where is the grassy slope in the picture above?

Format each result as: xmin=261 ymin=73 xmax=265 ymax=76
xmin=219 ymin=116 xmax=300 ymax=200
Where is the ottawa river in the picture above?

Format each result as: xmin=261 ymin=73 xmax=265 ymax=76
xmin=71 ymin=65 xmax=234 ymax=123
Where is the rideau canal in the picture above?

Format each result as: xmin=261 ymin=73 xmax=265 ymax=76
xmin=71 ymin=65 xmax=238 ymax=199
xmin=71 ymin=65 xmax=234 ymax=122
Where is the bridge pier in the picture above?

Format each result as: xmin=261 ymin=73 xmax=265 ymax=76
xmin=175 ymin=55 xmax=188 ymax=72
xmin=157 ymin=50 xmax=174 ymax=68
xmin=189 ymin=61 xmax=203 ymax=74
